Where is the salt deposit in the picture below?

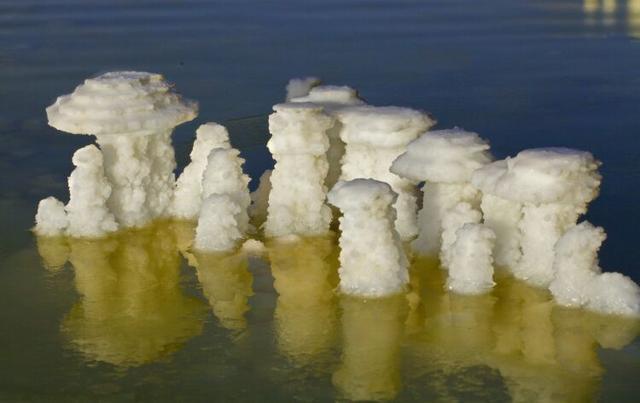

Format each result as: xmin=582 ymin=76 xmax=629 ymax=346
xmin=46 ymin=71 xmax=197 ymax=228
xmin=439 ymin=202 xmax=482 ymax=269
xmin=328 ymin=179 xmax=408 ymax=297
xmin=172 ymin=122 xmax=231 ymax=220
xmin=194 ymin=194 xmax=245 ymax=252
xmin=264 ymin=103 xmax=335 ymax=237
xmin=337 ymin=105 xmax=435 ymax=240
xmin=34 ymin=197 xmax=68 ymax=236
xmin=472 ymin=148 xmax=601 ymax=286
xmin=66 ymin=145 xmax=118 ymax=237
xmin=285 ymin=77 xmax=321 ymax=101
xmin=550 ymin=222 xmax=640 ymax=317
xmin=447 ymin=223 xmax=496 ymax=295
xmin=391 ymin=128 xmax=491 ymax=253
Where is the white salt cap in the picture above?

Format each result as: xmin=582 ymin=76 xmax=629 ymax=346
xmin=328 ymin=178 xmax=397 ymax=212
xmin=194 ymin=194 xmax=245 ymax=252
xmin=34 ymin=197 xmax=68 ymax=236
xmin=391 ymin=128 xmax=492 ymax=183
xmin=447 ymin=223 xmax=496 ymax=295
xmin=188 ymin=123 xmax=231 ymax=161
xmin=268 ymin=103 xmax=333 ymax=155
xmin=336 ymin=105 xmax=435 ymax=148
xmin=586 ymin=273 xmax=640 ymax=317
xmin=290 ymin=85 xmax=365 ymax=110
xmin=471 ymin=148 xmax=601 ymax=207
xmin=46 ymin=71 xmax=198 ymax=136
xmin=285 ymin=77 xmax=321 ymax=101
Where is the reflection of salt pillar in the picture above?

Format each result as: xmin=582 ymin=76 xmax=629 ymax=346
xmin=61 ymin=223 xmax=205 ymax=367
xmin=66 ymin=145 xmax=118 ymax=237
xmin=391 ymin=128 xmax=491 ymax=254
xmin=268 ymin=236 xmax=338 ymax=366
xmin=337 ymin=106 xmax=435 ymax=240
xmin=46 ymin=71 xmax=198 ymax=228
xmin=193 ymin=251 xmax=253 ymax=334
xmin=328 ymin=179 xmax=408 ymax=297
xmin=172 ymin=122 xmax=231 ymax=220
xmin=265 ymin=103 xmax=335 ymax=237
xmin=333 ymin=294 xmax=406 ymax=402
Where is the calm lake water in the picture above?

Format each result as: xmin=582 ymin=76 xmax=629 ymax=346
xmin=2 ymin=0 xmax=640 ymax=401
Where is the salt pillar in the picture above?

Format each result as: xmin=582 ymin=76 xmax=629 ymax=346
xmin=34 ymin=197 xmax=68 ymax=236
xmin=46 ymin=71 xmax=198 ymax=228
xmin=472 ymin=148 xmax=601 ymax=287
xmin=391 ymin=128 xmax=491 ymax=255
xmin=66 ymin=145 xmax=118 ymax=237
xmin=264 ymin=103 xmax=335 ymax=237
xmin=328 ymin=179 xmax=408 ymax=297
xmin=172 ymin=122 xmax=231 ymax=220
xmin=447 ymin=223 xmax=496 ymax=295
xmin=439 ymin=202 xmax=482 ymax=269
xmin=336 ymin=105 xmax=435 ymax=240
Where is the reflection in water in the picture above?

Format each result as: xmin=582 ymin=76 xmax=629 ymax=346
xmin=583 ymin=0 xmax=640 ymax=37
xmin=56 ymin=222 xmax=206 ymax=367
xmin=333 ymin=294 xmax=408 ymax=402
xmin=35 ymin=235 xmax=69 ymax=272
xmin=268 ymin=236 xmax=339 ymax=367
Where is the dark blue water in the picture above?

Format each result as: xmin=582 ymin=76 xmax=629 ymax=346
xmin=1 ymin=0 xmax=640 ymax=401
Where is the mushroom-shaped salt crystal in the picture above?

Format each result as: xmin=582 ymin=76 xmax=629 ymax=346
xmin=291 ymin=85 xmax=365 ymax=189
xmin=328 ymin=179 xmax=408 ymax=297
xmin=337 ymin=106 xmax=435 ymax=240
xmin=391 ymin=128 xmax=492 ymax=254
xmin=264 ymin=103 xmax=335 ymax=237
xmin=172 ymin=122 xmax=230 ymax=220
xmin=46 ymin=71 xmax=198 ymax=228
xmin=472 ymin=148 xmax=601 ymax=287
xmin=550 ymin=221 xmax=640 ymax=317
xmin=66 ymin=145 xmax=118 ymax=237
xmin=447 ymin=223 xmax=496 ymax=295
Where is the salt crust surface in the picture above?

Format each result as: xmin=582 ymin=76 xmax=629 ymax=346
xmin=447 ymin=223 xmax=496 ymax=295
xmin=328 ymin=179 xmax=408 ymax=297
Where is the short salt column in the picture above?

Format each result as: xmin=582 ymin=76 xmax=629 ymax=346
xmin=65 ymin=145 xmax=118 ymax=237
xmin=172 ymin=122 xmax=231 ymax=220
xmin=34 ymin=197 xmax=68 ymax=236
xmin=336 ymin=105 xmax=435 ymax=240
xmin=46 ymin=71 xmax=198 ymax=228
xmin=439 ymin=202 xmax=482 ymax=270
xmin=328 ymin=179 xmax=408 ymax=297
xmin=472 ymin=148 xmax=601 ymax=287
xmin=391 ymin=128 xmax=491 ymax=254
xmin=264 ymin=103 xmax=335 ymax=237
xmin=447 ymin=223 xmax=496 ymax=295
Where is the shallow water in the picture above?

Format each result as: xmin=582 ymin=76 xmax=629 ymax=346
xmin=2 ymin=0 xmax=640 ymax=401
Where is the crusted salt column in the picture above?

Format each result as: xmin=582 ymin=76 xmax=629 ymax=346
xmin=439 ymin=202 xmax=482 ymax=269
xmin=66 ymin=145 xmax=118 ymax=237
xmin=549 ymin=222 xmax=640 ymax=317
xmin=391 ymin=128 xmax=491 ymax=254
xmin=264 ymin=103 xmax=335 ymax=237
xmin=337 ymin=105 xmax=435 ymax=240
xmin=472 ymin=148 xmax=601 ymax=287
xmin=328 ymin=179 xmax=408 ymax=297
xmin=291 ymin=85 xmax=365 ymax=189
xmin=447 ymin=223 xmax=496 ymax=295
xmin=172 ymin=122 xmax=231 ymax=220
xmin=46 ymin=71 xmax=197 ymax=228
xmin=34 ymin=197 xmax=68 ymax=236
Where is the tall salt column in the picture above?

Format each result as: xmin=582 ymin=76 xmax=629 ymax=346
xmin=172 ymin=122 xmax=231 ymax=220
xmin=290 ymin=85 xmax=365 ymax=189
xmin=336 ymin=106 xmax=435 ymax=240
xmin=328 ymin=179 xmax=408 ymax=297
xmin=264 ymin=103 xmax=335 ymax=237
xmin=46 ymin=71 xmax=198 ymax=228
xmin=472 ymin=149 xmax=601 ymax=287
xmin=391 ymin=128 xmax=491 ymax=255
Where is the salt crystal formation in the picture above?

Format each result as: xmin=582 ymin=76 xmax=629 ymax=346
xmin=447 ymin=223 xmax=496 ymax=295
xmin=391 ymin=128 xmax=491 ymax=254
xmin=264 ymin=103 xmax=335 ymax=237
xmin=46 ymin=71 xmax=197 ymax=228
xmin=194 ymin=148 xmax=251 ymax=252
xmin=439 ymin=202 xmax=482 ymax=269
xmin=35 ymin=197 xmax=68 ymax=236
xmin=328 ymin=179 xmax=408 ymax=297
xmin=550 ymin=222 xmax=640 ymax=317
xmin=472 ymin=148 xmax=601 ymax=287
xmin=172 ymin=122 xmax=231 ymax=220
xmin=285 ymin=76 xmax=321 ymax=101
xmin=291 ymin=85 xmax=365 ymax=189
xmin=337 ymin=105 xmax=435 ymax=240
